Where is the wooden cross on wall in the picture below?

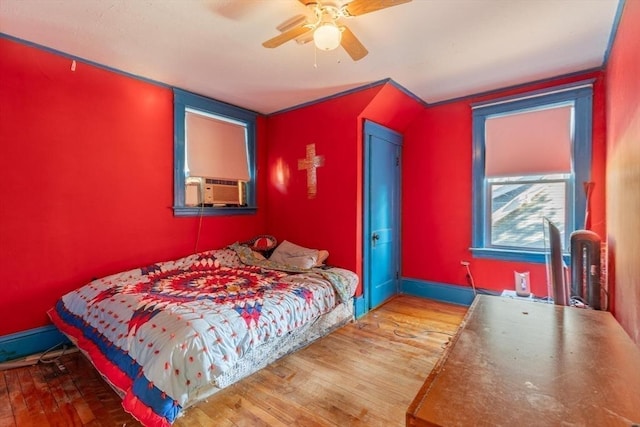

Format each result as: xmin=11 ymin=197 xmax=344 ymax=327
xmin=298 ymin=144 xmax=324 ymax=199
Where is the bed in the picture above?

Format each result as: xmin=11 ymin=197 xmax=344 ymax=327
xmin=48 ymin=243 xmax=358 ymax=426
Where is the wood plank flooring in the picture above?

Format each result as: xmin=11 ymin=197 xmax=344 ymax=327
xmin=0 ymin=296 xmax=466 ymax=426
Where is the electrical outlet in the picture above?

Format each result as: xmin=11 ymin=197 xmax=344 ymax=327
xmin=514 ymin=271 xmax=531 ymax=297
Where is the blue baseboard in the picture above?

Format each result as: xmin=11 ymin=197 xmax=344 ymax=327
xmin=353 ymin=296 xmax=367 ymax=319
xmin=0 ymin=325 xmax=70 ymax=362
xmin=401 ymin=278 xmax=498 ymax=306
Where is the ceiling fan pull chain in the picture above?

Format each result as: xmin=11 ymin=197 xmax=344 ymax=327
xmin=314 ymin=44 xmax=318 ymax=69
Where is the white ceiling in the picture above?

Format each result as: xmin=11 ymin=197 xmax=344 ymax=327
xmin=0 ymin=0 xmax=620 ymax=114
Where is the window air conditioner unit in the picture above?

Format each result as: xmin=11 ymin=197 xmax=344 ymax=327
xmin=203 ymin=179 xmax=242 ymax=206
xmin=185 ymin=178 xmax=245 ymax=206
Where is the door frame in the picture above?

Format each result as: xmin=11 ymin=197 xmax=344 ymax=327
xmin=362 ymin=120 xmax=403 ymax=313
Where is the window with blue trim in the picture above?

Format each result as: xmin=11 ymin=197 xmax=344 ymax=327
xmin=173 ymin=88 xmax=257 ymax=216
xmin=471 ymin=82 xmax=593 ymax=263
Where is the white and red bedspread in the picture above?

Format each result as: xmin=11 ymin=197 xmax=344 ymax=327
xmin=48 ymin=247 xmax=357 ymax=426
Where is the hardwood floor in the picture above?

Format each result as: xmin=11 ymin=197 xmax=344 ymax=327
xmin=1 ymin=296 xmax=467 ymax=426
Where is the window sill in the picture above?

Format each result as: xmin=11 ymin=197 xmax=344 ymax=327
xmin=470 ymin=247 xmax=551 ymax=264
xmin=173 ymin=206 xmax=257 ymax=217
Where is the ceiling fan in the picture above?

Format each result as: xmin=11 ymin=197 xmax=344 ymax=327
xmin=262 ymin=0 xmax=412 ymax=61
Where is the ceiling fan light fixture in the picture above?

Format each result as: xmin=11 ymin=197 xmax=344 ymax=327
xmin=313 ymin=22 xmax=342 ymax=51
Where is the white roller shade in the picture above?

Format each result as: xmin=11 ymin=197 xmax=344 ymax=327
xmin=186 ymin=110 xmax=250 ymax=181
xmin=485 ymin=105 xmax=573 ymax=177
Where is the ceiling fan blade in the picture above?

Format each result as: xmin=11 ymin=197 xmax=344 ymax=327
xmin=263 ymin=24 xmax=312 ymax=48
xmin=340 ymin=26 xmax=368 ymax=61
xmin=298 ymin=0 xmax=318 ymax=6
xmin=343 ymin=0 xmax=412 ymax=17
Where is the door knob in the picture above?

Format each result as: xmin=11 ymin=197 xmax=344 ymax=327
xmin=372 ymin=232 xmax=380 ymax=247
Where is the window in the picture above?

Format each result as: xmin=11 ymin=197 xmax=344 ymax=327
xmin=173 ymin=88 xmax=257 ymax=216
xmin=471 ymin=82 xmax=593 ymax=262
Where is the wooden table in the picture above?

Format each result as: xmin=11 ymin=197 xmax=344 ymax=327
xmin=407 ymin=295 xmax=640 ymax=426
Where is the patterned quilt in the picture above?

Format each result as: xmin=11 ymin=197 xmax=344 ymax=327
xmin=48 ymin=248 xmax=358 ymax=426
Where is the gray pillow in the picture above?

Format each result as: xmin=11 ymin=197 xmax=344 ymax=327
xmin=269 ymin=240 xmax=319 ymax=269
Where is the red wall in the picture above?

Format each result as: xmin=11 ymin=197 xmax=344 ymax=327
xmin=403 ymin=71 xmax=607 ymax=297
xmin=605 ymin=0 xmax=640 ymax=345
xmin=265 ymin=83 xmax=423 ymax=293
xmin=0 ymin=38 xmax=267 ymax=336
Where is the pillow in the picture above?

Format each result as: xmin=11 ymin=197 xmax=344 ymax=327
xmin=242 ymin=235 xmax=278 ymax=257
xmin=251 ymin=235 xmax=277 ymax=252
xmin=269 ymin=240 xmax=320 ymax=270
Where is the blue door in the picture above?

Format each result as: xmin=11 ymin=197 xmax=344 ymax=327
xmin=364 ymin=121 xmax=402 ymax=310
